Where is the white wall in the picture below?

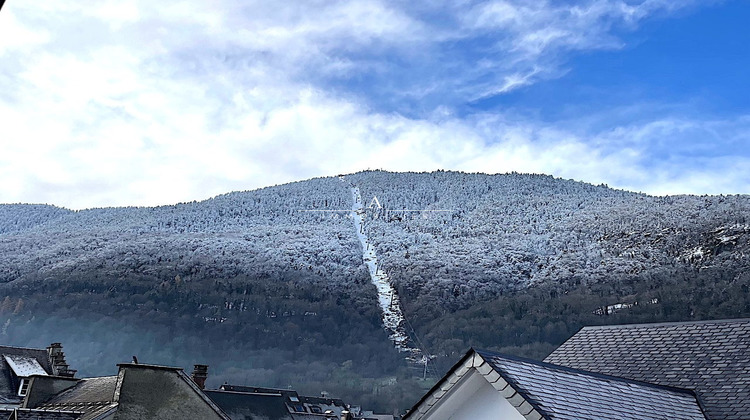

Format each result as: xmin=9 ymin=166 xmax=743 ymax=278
xmin=423 ymin=369 xmax=525 ymax=420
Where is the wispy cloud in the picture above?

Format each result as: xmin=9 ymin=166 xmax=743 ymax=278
xmin=0 ymin=0 xmax=743 ymax=209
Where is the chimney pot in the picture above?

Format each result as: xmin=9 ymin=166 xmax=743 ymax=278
xmin=46 ymin=343 xmax=75 ymax=377
xmin=191 ymin=364 xmax=208 ymax=390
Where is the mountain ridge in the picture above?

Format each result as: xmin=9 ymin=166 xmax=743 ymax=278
xmin=1 ymin=170 xmax=749 ymax=411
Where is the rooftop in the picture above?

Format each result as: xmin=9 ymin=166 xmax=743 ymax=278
xmin=478 ymin=350 xmax=707 ymax=420
xmin=407 ymin=348 xmax=708 ymax=420
xmin=544 ymin=317 xmax=750 ymax=420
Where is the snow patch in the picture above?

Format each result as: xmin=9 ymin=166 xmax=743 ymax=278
xmin=340 ymin=177 xmax=419 ymax=356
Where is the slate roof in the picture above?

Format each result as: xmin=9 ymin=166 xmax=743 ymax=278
xmin=0 ymin=346 xmax=53 ymax=404
xmin=206 ymin=385 xmax=347 ymax=420
xmin=477 ymin=350 xmax=707 ymax=420
xmin=0 ymin=348 xmax=52 ymax=374
xmin=205 ymin=390 xmax=292 ymax=420
xmin=36 ymin=377 xmax=118 ymax=420
xmin=544 ymin=318 xmax=750 ymax=420
xmin=3 ymin=357 xmax=47 ymax=378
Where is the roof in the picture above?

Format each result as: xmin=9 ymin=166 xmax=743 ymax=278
xmin=36 ymin=376 xmax=118 ymax=420
xmin=0 ymin=348 xmax=52 ymax=374
xmin=0 ymin=346 xmax=53 ymax=404
xmin=206 ymin=385 xmax=348 ymax=420
xmin=544 ymin=318 xmax=750 ymax=420
xmin=406 ymin=349 xmax=707 ymax=420
xmin=205 ymin=390 xmax=292 ymax=420
xmin=477 ymin=350 xmax=707 ymax=420
xmin=30 ymin=364 xmax=230 ymax=420
xmin=3 ymin=357 xmax=48 ymax=378
xmin=38 ymin=377 xmax=117 ymax=406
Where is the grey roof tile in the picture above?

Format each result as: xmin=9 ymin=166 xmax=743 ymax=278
xmin=36 ymin=376 xmax=117 ymax=420
xmin=545 ymin=318 xmax=750 ymax=420
xmin=477 ymin=350 xmax=707 ymax=420
xmin=38 ymin=377 xmax=117 ymax=406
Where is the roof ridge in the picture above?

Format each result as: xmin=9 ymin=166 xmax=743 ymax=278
xmin=16 ymin=408 xmax=85 ymax=413
xmin=40 ymin=401 xmax=113 ymax=407
xmin=580 ymin=317 xmax=750 ymax=330
xmin=0 ymin=344 xmax=48 ymax=352
xmin=116 ymin=363 xmax=182 ymax=371
xmin=476 ymin=349 xmax=702 ymax=397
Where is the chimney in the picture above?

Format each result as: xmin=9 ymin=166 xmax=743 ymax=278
xmin=46 ymin=343 xmax=76 ymax=378
xmin=191 ymin=364 xmax=208 ymax=390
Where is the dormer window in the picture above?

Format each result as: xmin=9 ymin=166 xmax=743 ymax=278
xmin=290 ymin=404 xmax=306 ymax=412
xmin=18 ymin=378 xmax=29 ymax=396
xmin=4 ymin=354 xmax=48 ymax=397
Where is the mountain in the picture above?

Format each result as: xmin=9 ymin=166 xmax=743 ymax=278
xmin=1 ymin=170 xmax=749 ymax=411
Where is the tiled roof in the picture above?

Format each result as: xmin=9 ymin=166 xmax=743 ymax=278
xmin=37 ymin=376 xmax=118 ymax=420
xmin=544 ymin=318 xmax=750 ymax=420
xmin=39 ymin=377 xmax=117 ymax=406
xmin=477 ymin=350 xmax=707 ymax=420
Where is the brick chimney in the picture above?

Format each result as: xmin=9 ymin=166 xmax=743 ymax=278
xmin=191 ymin=364 xmax=208 ymax=390
xmin=46 ymin=343 xmax=76 ymax=377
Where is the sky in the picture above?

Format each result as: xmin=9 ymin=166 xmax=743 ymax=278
xmin=0 ymin=0 xmax=748 ymax=209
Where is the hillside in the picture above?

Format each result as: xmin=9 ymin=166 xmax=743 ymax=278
xmin=1 ymin=170 xmax=749 ymax=411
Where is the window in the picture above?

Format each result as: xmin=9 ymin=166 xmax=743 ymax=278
xmin=289 ymin=404 xmax=306 ymax=413
xmin=18 ymin=378 xmax=29 ymax=396
xmin=309 ymin=405 xmax=323 ymax=414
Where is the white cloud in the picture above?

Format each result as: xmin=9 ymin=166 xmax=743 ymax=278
xmin=0 ymin=0 xmax=744 ymax=209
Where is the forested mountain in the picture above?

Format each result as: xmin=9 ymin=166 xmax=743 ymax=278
xmin=1 ymin=170 xmax=749 ymax=412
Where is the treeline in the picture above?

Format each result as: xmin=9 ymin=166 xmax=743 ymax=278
xmin=0 ymin=267 xmax=422 ymax=411
xmin=414 ymin=261 xmax=750 ymax=374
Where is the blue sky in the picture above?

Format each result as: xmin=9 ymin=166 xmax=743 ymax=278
xmin=0 ymin=0 xmax=748 ymax=209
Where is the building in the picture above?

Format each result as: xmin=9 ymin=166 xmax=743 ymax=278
xmin=0 ymin=343 xmax=76 ymax=415
xmin=16 ymin=362 xmax=229 ymax=420
xmin=403 ymin=348 xmax=707 ymax=420
xmin=205 ymin=384 xmax=358 ymax=420
xmin=544 ymin=318 xmax=750 ymax=420
xmin=0 ymin=347 xmax=380 ymax=420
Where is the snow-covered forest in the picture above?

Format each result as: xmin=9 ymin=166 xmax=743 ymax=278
xmin=347 ymin=171 xmax=749 ymax=313
xmin=1 ymin=170 xmax=749 ymax=411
